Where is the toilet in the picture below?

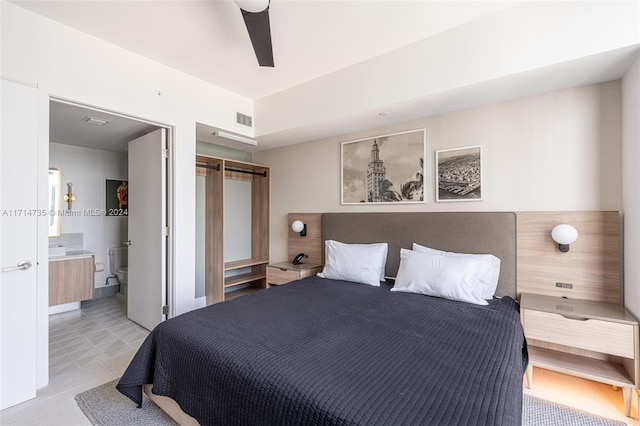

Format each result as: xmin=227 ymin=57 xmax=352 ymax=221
xmin=116 ymin=266 xmax=128 ymax=286
xmin=109 ymin=246 xmax=128 ymax=298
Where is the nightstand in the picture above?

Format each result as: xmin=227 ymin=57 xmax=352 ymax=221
xmin=267 ymin=262 xmax=322 ymax=286
xmin=520 ymin=293 xmax=639 ymax=417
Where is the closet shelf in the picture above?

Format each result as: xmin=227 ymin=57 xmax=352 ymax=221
xmin=224 ymin=258 xmax=269 ymax=271
xmin=225 ymin=287 xmax=262 ymax=301
xmin=224 ymin=271 xmax=267 ymax=288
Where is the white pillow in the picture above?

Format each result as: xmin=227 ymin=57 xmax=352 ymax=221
xmin=412 ymin=243 xmax=500 ymax=300
xmin=317 ymin=240 xmax=388 ymax=286
xmin=391 ymin=249 xmax=489 ymax=305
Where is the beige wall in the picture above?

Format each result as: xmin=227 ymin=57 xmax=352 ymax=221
xmin=255 ymin=81 xmax=622 ymax=264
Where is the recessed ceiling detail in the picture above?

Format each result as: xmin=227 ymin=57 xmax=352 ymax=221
xmin=51 ymin=101 xmax=160 ymax=153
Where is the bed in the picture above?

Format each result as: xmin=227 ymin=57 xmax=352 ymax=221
xmin=117 ymin=212 xmax=527 ymax=425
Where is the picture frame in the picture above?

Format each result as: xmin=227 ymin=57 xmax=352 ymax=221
xmin=435 ymin=145 xmax=482 ymax=202
xmin=105 ymin=179 xmax=128 ymax=216
xmin=341 ymin=129 xmax=426 ymax=204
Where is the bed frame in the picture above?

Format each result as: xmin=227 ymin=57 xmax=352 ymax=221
xmin=144 ymin=385 xmax=199 ymax=425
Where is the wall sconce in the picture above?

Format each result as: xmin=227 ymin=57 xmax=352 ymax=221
xmin=551 ymin=224 xmax=578 ymax=253
xmin=63 ymin=182 xmax=76 ymax=210
xmin=291 ymin=220 xmax=307 ymax=237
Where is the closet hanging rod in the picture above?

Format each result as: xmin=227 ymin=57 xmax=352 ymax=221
xmin=225 ymin=167 xmax=267 ymax=177
xmin=195 ymin=163 xmax=267 ymax=177
xmin=196 ymin=163 xmax=221 ymax=171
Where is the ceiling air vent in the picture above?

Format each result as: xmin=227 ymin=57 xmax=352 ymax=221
xmin=236 ymin=112 xmax=253 ymax=128
xmin=81 ymin=115 xmax=110 ymax=126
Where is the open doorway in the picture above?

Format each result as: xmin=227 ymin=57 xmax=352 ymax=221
xmin=47 ymin=99 xmax=171 ymax=379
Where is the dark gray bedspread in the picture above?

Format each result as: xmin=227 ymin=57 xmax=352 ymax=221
xmin=117 ymin=276 xmax=527 ymax=425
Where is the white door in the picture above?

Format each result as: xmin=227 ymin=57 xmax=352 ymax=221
xmin=127 ymin=128 xmax=167 ymax=331
xmin=0 ymin=80 xmax=39 ymax=409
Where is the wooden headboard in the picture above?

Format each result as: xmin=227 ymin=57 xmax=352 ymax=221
xmin=321 ymin=212 xmax=517 ymax=298
xmin=286 ymin=211 xmax=621 ymax=303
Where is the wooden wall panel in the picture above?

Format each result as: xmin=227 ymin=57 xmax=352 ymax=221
xmin=517 ymin=211 xmax=621 ymax=303
xmin=287 ymin=213 xmax=322 ymax=266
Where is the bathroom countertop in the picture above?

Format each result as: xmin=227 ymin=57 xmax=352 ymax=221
xmin=49 ymin=250 xmax=94 ymax=261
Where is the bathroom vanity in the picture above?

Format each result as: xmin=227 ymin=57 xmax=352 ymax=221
xmin=49 ymin=251 xmax=94 ymax=306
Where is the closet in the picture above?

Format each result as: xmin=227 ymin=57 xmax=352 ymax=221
xmin=196 ymin=154 xmax=269 ymax=305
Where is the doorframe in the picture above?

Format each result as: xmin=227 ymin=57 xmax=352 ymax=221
xmin=37 ymin=85 xmax=176 ymax=388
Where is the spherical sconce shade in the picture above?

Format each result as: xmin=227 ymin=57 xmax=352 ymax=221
xmin=551 ymin=224 xmax=578 ymax=252
xmin=291 ymin=220 xmax=304 ymax=233
xmin=292 ymin=220 xmax=307 ymax=236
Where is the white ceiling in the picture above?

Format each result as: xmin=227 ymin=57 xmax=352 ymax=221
xmin=14 ymin=0 xmax=640 ymax=152
xmin=13 ymin=0 xmax=515 ymax=99
xmin=49 ymin=100 xmax=161 ymax=152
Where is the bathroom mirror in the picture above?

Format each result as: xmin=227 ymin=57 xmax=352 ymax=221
xmin=48 ymin=167 xmax=62 ymax=237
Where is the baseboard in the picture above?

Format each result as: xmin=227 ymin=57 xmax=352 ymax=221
xmin=194 ymin=296 xmax=206 ymax=309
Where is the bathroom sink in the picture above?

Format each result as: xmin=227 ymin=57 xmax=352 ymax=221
xmin=48 ymin=244 xmax=66 ymax=257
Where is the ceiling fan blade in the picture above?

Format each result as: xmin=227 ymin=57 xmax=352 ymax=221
xmin=240 ymin=7 xmax=274 ymax=67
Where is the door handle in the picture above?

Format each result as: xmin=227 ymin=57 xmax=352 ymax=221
xmin=2 ymin=260 xmax=32 ymax=272
xmin=124 ymin=240 xmax=132 ymax=246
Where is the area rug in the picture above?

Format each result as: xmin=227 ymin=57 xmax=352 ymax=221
xmin=75 ymin=380 xmax=177 ymax=426
xmin=522 ymin=394 xmax=626 ymax=426
xmin=76 ymin=379 xmax=627 ymax=426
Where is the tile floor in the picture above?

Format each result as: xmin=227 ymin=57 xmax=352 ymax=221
xmin=0 ymin=298 xmax=638 ymax=425
xmin=0 ymin=296 xmax=149 ymax=425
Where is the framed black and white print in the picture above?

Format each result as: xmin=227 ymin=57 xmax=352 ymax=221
xmin=341 ymin=129 xmax=426 ymax=204
xmin=435 ymin=145 xmax=482 ymax=202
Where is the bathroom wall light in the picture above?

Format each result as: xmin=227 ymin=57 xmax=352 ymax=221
xmin=63 ymin=182 xmax=76 ymax=210
xmin=291 ymin=220 xmax=307 ymax=237
xmin=551 ymin=224 xmax=578 ymax=253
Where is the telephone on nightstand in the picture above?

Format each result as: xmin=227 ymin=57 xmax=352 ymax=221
xmin=292 ymin=253 xmax=306 ymax=265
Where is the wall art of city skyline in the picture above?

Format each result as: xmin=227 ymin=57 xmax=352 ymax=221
xmin=341 ymin=129 xmax=426 ymax=204
xmin=435 ymin=145 xmax=482 ymax=202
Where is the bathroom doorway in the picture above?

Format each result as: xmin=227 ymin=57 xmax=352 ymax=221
xmin=48 ymin=99 xmax=172 ymax=372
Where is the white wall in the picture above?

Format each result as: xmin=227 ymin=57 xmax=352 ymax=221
xmin=255 ymin=81 xmax=623 ymax=264
xmin=622 ymin=56 xmax=640 ymax=318
xmin=49 ymin=143 xmax=128 ymax=289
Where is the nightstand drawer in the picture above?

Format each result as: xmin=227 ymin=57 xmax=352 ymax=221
xmin=268 ymin=268 xmax=301 ymax=285
xmin=523 ymin=310 xmax=635 ymax=358
xmin=267 ymin=263 xmax=322 ymax=286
